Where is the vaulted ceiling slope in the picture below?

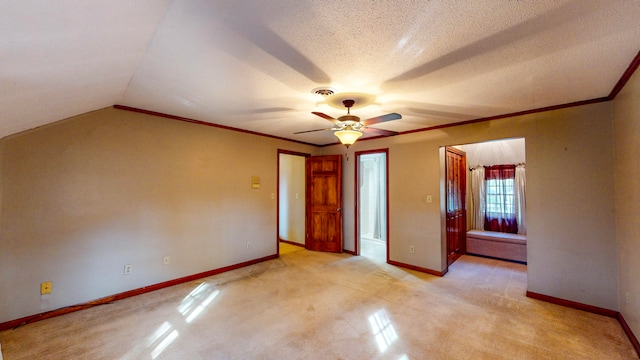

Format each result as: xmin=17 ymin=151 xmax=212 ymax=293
xmin=2 ymin=1 xmax=640 ymax=145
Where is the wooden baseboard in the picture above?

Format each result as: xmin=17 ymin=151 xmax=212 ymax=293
xmin=524 ymin=291 xmax=640 ymax=358
xmin=525 ymin=291 xmax=617 ymax=317
xmin=617 ymin=313 xmax=640 ymax=357
xmin=279 ymin=239 xmax=305 ymax=247
xmin=0 ymin=254 xmax=278 ymax=331
xmin=388 ymin=260 xmax=446 ymax=277
xmin=342 ymin=249 xmax=356 ymax=255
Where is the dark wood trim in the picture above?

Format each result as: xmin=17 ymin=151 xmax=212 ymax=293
xmin=388 ymin=97 xmax=610 ymax=139
xmin=525 ymin=291 xmax=617 ymax=318
xmin=114 ymin=105 xmax=318 ymax=147
xmin=0 ymin=254 xmax=277 ymax=331
xmin=353 ymin=149 xmax=391 ymax=157
xmin=279 ymin=239 xmax=305 ymax=247
xmin=388 ymin=260 xmax=446 ymax=277
xmin=609 ymin=50 xmax=640 ymax=100
xmin=384 ymin=150 xmax=390 ymax=264
xmin=342 ymin=249 xmax=357 ymax=255
xmin=617 ymin=312 xmax=640 ymax=357
xmin=526 ymin=291 xmax=640 ymax=358
xmin=277 ymin=149 xmax=312 ymax=157
xmin=353 ymin=152 xmax=360 ymax=256
xmin=445 ymin=146 xmax=466 ymax=157
xmin=316 ymin=94 xmax=613 ymax=147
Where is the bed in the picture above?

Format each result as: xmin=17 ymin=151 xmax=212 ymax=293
xmin=466 ymin=230 xmax=527 ymax=263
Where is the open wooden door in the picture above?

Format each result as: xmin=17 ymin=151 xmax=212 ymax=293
xmin=306 ymin=155 xmax=343 ymax=253
xmin=446 ymin=147 xmax=466 ymax=266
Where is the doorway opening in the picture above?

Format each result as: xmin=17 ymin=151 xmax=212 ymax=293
xmin=440 ymin=138 xmax=527 ymax=272
xmin=356 ymin=150 xmax=388 ymax=263
xmin=277 ymin=151 xmax=308 ymax=255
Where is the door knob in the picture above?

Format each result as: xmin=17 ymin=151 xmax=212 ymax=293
xmin=337 ymin=208 xmax=341 ymax=212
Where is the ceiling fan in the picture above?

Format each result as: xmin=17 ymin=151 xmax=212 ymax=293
xmin=294 ymin=99 xmax=402 ymax=147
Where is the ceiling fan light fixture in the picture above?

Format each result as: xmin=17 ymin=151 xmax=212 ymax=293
xmin=334 ymin=129 xmax=362 ymax=148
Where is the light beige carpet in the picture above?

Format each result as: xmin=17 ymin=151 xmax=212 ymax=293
xmin=0 ymin=250 xmax=636 ymax=359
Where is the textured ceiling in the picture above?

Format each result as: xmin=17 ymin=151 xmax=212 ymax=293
xmin=2 ymin=0 xmax=639 ymax=145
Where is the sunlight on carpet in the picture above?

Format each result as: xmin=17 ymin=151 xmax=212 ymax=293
xmin=279 ymin=242 xmax=304 ymax=255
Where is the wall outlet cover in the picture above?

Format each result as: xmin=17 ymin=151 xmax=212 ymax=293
xmin=40 ymin=281 xmax=52 ymax=295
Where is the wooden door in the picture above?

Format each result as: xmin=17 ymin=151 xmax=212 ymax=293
xmin=446 ymin=147 xmax=466 ymax=266
xmin=306 ymin=155 xmax=343 ymax=253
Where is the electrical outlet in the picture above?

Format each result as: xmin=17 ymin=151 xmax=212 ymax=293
xmin=409 ymin=246 xmax=415 ymax=254
xmin=626 ymin=291 xmax=629 ymax=304
xmin=41 ymin=281 xmax=52 ymax=295
xmin=163 ymin=256 xmax=170 ymax=265
xmin=124 ymin=264 xmax=132 ymax=275
xmin=246 ymin=242 xmax=251 ymax=249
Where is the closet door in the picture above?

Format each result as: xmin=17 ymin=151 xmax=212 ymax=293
xmin=306 ymin=155 xmax=343 ymax=253
xmin=445 ymin=147 xmax=467 ymax=266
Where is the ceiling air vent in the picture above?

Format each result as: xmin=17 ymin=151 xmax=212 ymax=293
xmin=311 ymin=87 xmax=335 ymax=96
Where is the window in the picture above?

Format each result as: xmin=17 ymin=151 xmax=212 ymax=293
xmin=486 ymin=178 xmax=515 ymax=215
xmin=484 ymin=165 xmax=518 ymax=233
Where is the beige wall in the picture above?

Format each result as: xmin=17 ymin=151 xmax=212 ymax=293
xmin=613 ymin=68 xmax=640 ymax=336
xmin=0 ymin=107 xmax=318 ymax=323
xmin=0 ymin=95 xmax=628 ymax=324
xmin=322 ymin=101 xmax=619 ymax=310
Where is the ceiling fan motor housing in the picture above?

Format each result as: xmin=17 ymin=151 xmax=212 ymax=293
xmin=338 ymin=114 xmax=360 ymax=123
xmin=342 ymin=99 xmax=355 ymax=108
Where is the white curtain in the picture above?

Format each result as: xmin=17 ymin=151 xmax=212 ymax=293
xmin=514 ymin=164 xmax=526 ymax=234
xmin=469 ymin=166 xmax=485 ymax=230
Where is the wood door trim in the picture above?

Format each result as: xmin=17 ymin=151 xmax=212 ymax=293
xmin=354 ymin=149 xmax=389 ymax=262
xmin=445 ymin=146 xmax=465 ymax=157
xmin=278 ymin=149 xmax=311 ymax=157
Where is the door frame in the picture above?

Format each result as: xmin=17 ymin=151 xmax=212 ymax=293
xmin=354 ymin=148 xmax=390 ymax=262
xmin=277 ymin=149 xmax=310 ymax=256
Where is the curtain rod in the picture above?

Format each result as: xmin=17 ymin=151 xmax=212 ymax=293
xmin=469 ymin=163 xmax=525 ymax=171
